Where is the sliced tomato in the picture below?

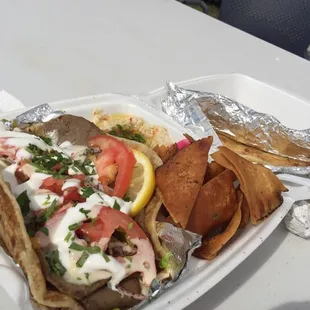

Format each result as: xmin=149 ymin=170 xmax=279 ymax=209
xmin=63 ymin=187 xmax=85 ymax=204
xmin=40 ymin=177 xmax=65 ymax=195
xmin=88 ymin=135 xmax=136 ymax=198
xmin=78 ymin=219 xmax=105 ymax=242
xmin=0 ymin=138 xmax=17 ymax=159
xmin=40 ymin=175 xmax=86 ymax=195
xmin=78 ymin=207 xmax=148 ymax=243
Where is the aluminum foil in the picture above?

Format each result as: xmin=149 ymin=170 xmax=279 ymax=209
xmin=162 ymin=81 xmax=310 ymax=163
xmin=162 ymin=82 xmax=222 ymax=150
xmin=0 ymin=103 xmax=202 ymax=309
xmin=285 ymin=200 xmax=310 ymax=238
xmin=160 ymin=82 xmax=310 ymax=240
xmin=133 ymin=223 xmax=201 ymax=309
xmin=3 ymin=103 xmax=64 ymax=130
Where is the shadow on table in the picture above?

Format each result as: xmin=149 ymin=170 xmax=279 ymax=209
xmin=270 ymin=301 xmax=310 ymax=310
xmin=186 ymin=222 xmax=289 ymax=310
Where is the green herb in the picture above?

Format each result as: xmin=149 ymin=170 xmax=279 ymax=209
xmin=123 ymin=195 xmax=131 ymax=202
xmin=39 ymin=226 xmax=49 ymax=236
xmin=102 ymin=253 xmax=110 ymax=263
xmin=126 ymin=264 xmax=131 ymax=269
xmin=37 ymin=199 xmax=58 ymax=224
xmin=109 ymin=125 xmax=146 ymax=144
xmin=113 ymin=200 xmax=121 ymax=211
xmin=69 ymin=242 xmax=101 ymax=254
xmin=68 ymin=223 xmax=80 ymax=231
xmin=43 ymin=194 xmax=51 ymax=206
xmin=39 ymin=136 xmax=53 ymax=146
xmin=64 ymin=232 xmax=72 ymax=243
xmin=72 ymin=202 xmax=78 ymax=208
xmin=0 ymin=118 xmax=9 ymax=123
xmin=159 ymin=252 xmax=173 ymax=269
xmin=69 ymin=242 xmax=85 ymax=251
xmin=128 ymin=222 xmax=133 ymax=230
xmin=112 ymin=308 xmax=120 ymax=310
xmin=81 ymin=187 xmax=95 ymax=198
xmin=87 ymin=246 xmax=101 ymax=254
xmin=46 ymin=249 xmax=66 ymax=276
xmin=85 ymin=272 xmax=89 ymax=280
xmin=79 ymin=208 xmax=91 ymax=218
xmin=76 ymin=252 xmax=89 ymax=268
xmin=90 ymin=217 xmax=97 ymax=226
xmin=125 ymin=256 xmax=133 ymax=262
xmin=73 ymin=159 xmax=96 ymax=176
xmin=16 ymin=190 xmax=30 ymax=217
xmin=77 ymin=277 xmax=82 ymax=280
xmin=71 ymin=165 xmax=79 ymax=172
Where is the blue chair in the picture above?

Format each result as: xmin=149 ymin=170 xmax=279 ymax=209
xmin=219 ymin=0 xmax=310 ymax=58
xmin=177 ymin=0 xmax=209 ymax=14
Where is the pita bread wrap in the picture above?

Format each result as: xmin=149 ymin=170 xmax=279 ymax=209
xmin=0 ymin=115 xmax=169 ymax=309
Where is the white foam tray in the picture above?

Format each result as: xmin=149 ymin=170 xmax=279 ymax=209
xmin=1 ymin=74 xmax=310 ymax=310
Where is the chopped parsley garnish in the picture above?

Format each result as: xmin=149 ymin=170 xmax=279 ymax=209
xmin=102 ymin=253 xmax=110 ymax=263
xmin=79 ymin=208 xmax=91 ymax=218
xmin=73 ymin=159 xmax=96 ymax=176
xmin=159 ymin=252 xmax=173 ymax=269
xmin=16 ymin=190 xmax=30 ymax=217
xmin=85 ymin=272 xmax=89 ymax=280
xmin=69 ymin=242 xmax=101 ymax=254
xmin=69 ymin=242 xmax=85 ymax=251
xmin=88 ymin=246 xmax=101 ymax=254
xmin=64 ymin=232 xmax=72 ymax=243
xmin=68 ymin=223 xmax=80 ymax=231
xmin=39 ymin=136 xmax=53 ymax=146
xmin=46 ymin=249 xmax=66 ymax=276
xmin=25 ymin=144 xmax=95 ymax=179
xmin=77 ymin=277 xmax=82 ymax=280
xmin=43 ymin=194 xmax=51 ymax=206
xmin=109 ymin=124 xmax=146 ymax=144
xmin=128 ymin=222 xmax=133 ymax=230
xmin=81 ymin=187 xmax=95 ymax=198
xmin=39 ymin=226 xmax=49 ymax=236
xmin=37 ymin=199 xmax=58 ymax=225
xmin=76 ymin=252 xmax=89 ymax=268
xmin=113 ymin=200 xmax=121 ymax=211
xmin=125 ymin=256 xmax=133 ymax=262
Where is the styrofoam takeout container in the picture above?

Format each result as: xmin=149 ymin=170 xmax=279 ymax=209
xmin=1 ymin=74 xmax=310 ymax=310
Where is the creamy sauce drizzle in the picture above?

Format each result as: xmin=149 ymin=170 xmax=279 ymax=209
xmin=0 ymin=130 xmax=157 ymax=290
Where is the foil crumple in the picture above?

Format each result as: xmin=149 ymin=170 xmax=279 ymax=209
xmin=3 ymin=103 xmax=64 ymax=130
xmin=162 ymin=81 xmax=310 ymax=162
xmin=285 ymin=201 xmax=310 ymax=238
xmin=160 ymin=82 xmax=310 ymax=240
xmin=162 ymin=82 xmax=222 ymax=150
xmin=1 ymin=103 xmax=202 ymax=309
xmin=133 ymin=223 xmax=201 ymax=309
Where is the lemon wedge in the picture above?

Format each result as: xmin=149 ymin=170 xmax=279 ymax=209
xmin=127 ymin=149 xmax=156 ymax=217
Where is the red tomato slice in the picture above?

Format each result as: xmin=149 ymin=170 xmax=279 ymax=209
xmin=40 ymin=175 xmax=86 ymax=195
xmin=40 ymin=177 xmax=65 ymax=195
xmin=88 ymin=135 xmax=136 ymax=198
xmin=63 ymin=187 xmax=85 ymax=204
xmin=0 ymin=138 xmax=17 ymax=159
xmin=78 ymin=207 xmax=148 ymax=243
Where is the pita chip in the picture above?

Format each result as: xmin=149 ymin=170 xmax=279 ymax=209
xmin=156 ymin=137 xmax=213 ymax=228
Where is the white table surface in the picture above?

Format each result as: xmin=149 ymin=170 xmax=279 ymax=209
xmin=0 ymin=1 xmax=310 ymax=310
